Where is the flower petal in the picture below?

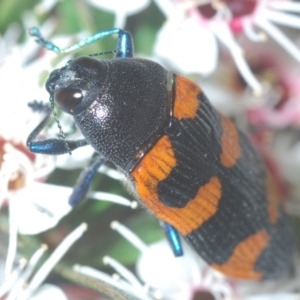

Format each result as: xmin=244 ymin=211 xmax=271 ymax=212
xmin=30 ymin=284 xmax=68 ymax=300
xmin=245 ymin=294 xmax=299 ymax=300
xmin=16 ymin=182 xmax=72 ymax=234
xmin=55 ymin=145 xmax=95 ymax=170
xmin=136 ymin=240 xmax=202 ymax=299
xmin=87 ymin=0 xmax=150 ymax=15
xmin=153 ymin=18 xmax=218 ymax=75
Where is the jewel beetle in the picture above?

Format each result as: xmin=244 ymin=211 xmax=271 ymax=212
xmin=27 ymin=27 xmax=295 ymax=280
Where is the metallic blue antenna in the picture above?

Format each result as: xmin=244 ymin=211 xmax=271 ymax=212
xmin=28 ymin=26 xmax=134 ymax=154
xmin=29 ymin=27 xmax=134 ymax=58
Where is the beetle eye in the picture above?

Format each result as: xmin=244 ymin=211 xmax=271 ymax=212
xmin=54 ymin=87 xmax=83 ymax=114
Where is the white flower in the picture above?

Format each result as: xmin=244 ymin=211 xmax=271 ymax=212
xmin=76 ymin=221 xmax=300 ymax=300
xmin=87 ymin=0 xmax=151 ymax=28
xmin=0 ymin=223 xmax=87 ymax=300
xmin=0 ymin=20 xmax=65 ymax=277
xmin=154 ymin=17 xmax=218 ymax=76
xmin=76 ymin=221 xmax=233 ymax=300
xmin=154 ymin=0 xmax=300 ymax=94
xmin=242 ymin=294 xmax=299 ymax=300
xmin=136 ymin=240 xmax=233 ymax=300
xmin=0 ymin=20 xmax=137 ymax=278
xmin=242 ymin=46 xmax=300 ymax=128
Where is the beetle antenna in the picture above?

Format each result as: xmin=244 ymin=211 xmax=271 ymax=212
xmin=89 ymin=50 xmax=117 ymax=57
xmin=49 ymin=96 xmax=72 ymax=155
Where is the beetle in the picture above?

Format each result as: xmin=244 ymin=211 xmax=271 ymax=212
xmin=27 ymin=27 xmax=295 ymax=280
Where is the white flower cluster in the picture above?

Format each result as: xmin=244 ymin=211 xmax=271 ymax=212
xmin=1 ymin=0 xmax=300 ymax=299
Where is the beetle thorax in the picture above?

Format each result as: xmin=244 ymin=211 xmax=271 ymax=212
xmin=74 ymin=58 xmax=169 ymax=170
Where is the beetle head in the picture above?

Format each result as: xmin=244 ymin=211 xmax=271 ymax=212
xmin=46 ymin=56 xmax=108 ymax=116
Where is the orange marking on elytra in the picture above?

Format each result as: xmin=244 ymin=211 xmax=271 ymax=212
xmin=131 ymin=135 xmax=222 ymax=235
xmin=211 ymin=230 xmax=270 ymax=279
xmin=219 ymin=114 xmax=241 ymax=168
xmin=173 ymin=76 xmax=201 ymax=120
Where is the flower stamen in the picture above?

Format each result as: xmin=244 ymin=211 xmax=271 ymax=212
xmin=89 ymin=193 xmax=138 ymax=209
xmin=0 ymin=259 xmax=27 ymax=298
xmin=5 ymin=245 xmax=47 ymax=300
xmin=74 ymin=264 xmax=155 ymax=300
xmin=266 ymin=10 xmax=300 ymax=29
xmin=209 ymin=21 xmax=262 ymax=94
xmin=268 ymin=1 xmax=300 ymax=13
xmin=103 ymin=256 xmax=143 ymax=289
xmin=6 ymin=197 xmax=19 ymax=278
xmin=110 ymin=221 xmax=148 ymax=253
xmin=19 ymin=223 xmax=87 ymax=300
xmin=256 ymin=16 xmax=300 ymax=63
xmin=98 ymin=165 xmax=124 ymax=180
xmin=243 ymin=18 xmax=267 ymax=41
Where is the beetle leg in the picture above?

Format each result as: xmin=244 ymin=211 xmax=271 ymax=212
xmin=69 ymin=152 xmax=106 ymax=206
xmin=26 ymin=110 xmax=88 ymax=155
xmin=29 ymin=27 xmax=134 ymax=58
xmin=161 ymin=221 xmax=183 ymax=257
